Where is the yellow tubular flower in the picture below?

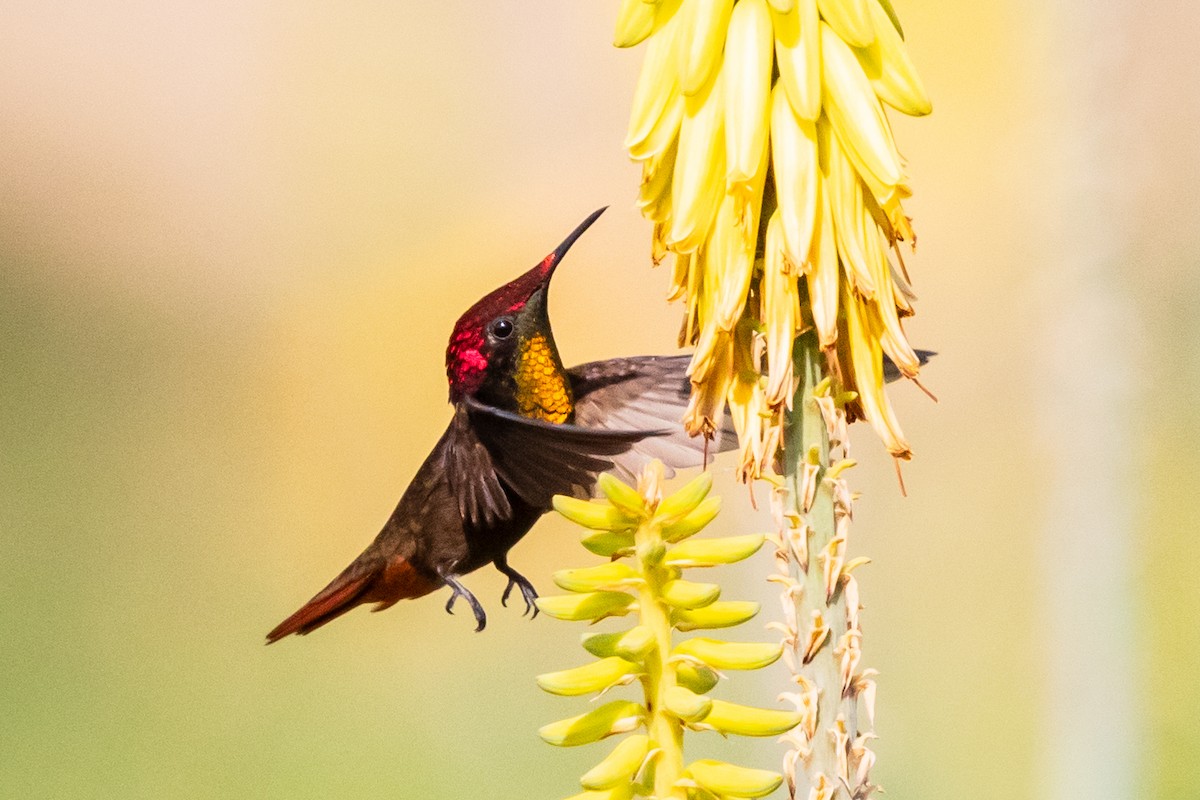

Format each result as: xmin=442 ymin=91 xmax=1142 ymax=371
xmin=619 ymin=0 xmax=929 ymax=464
xmin=616 ymin=4 xmax=931 ymax=799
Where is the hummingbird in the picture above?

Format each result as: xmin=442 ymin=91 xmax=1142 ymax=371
xmin=267 ymin=207 xmax=734 ymax=641
xmin=266 ymin=207 xmax=927 ymax=642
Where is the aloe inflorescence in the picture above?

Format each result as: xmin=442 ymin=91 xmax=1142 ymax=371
xmin=537 ymin=462 xmax=800 ymax=799
xmin=611 ymin=1 xmax=932 ymax=797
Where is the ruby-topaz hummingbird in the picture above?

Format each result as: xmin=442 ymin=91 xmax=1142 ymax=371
xmin=266 ymin=208 xmax=922 ymax=641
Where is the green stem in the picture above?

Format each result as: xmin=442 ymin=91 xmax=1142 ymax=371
xmin=783 ymin=331 xmax=856 ymax=794
xmin=634 ymin=520 xmax=686 ymax=799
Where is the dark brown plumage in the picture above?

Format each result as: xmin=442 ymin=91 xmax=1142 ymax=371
xmin=267 ymin=210 xmax=732 ymax=641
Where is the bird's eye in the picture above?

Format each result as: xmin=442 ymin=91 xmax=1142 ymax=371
xmin=490 ymin=317 xmax=514 ymax=339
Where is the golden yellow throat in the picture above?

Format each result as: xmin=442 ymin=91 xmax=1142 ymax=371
xmin=513 ymin=333 xmax=573 ymax=424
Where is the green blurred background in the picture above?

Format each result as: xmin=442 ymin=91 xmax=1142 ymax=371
xmin=3 ymin=1 xmax=1198 ymax=798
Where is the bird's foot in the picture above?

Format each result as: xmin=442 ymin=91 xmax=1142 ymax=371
xmin=496 ymin=560 xmax=539 ymax=618
xmin=442 ymin=575 xmax=486 ymax=632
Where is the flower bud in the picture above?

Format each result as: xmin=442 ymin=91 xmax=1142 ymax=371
xmin=580 ymin=734 xmax=652 ymax=790
xmin=660 ymin=579 xmax=722 ymax=609
xmin=661 ymin=496 xmax=722 ymax=542
xmin=554 ymin=495 xmax=639 ymax=532
xmin=664 ymin=685 xmax=713 ymax=723
xmin=539 ymin=701 xmax=646 ymax=747
xmin=672 ymin=601 xmax=760 ymax=631
xmin=597 ymin=472 xmax=649 ymax=517
xmin=553 ymin=562 xmax=641 ymax=593
xmin=665 ymin=533 xmax=765 ymax=567
xmin=701 ymin=699 xmax=802 ymax=737
xmin=537 ymin=592 xmax=635 ymax=622
xmin=672 ymin=638 xmax=783 ymax=670
xmin=580 ymin=529 xmax=636 ymax=558
xmin=654 ymin=471 xmax=714 ymax=522
xmin=685 ymin=759 xmax=783 ymax=798
xmin=537 ymin=657 xmax=640 ymax=697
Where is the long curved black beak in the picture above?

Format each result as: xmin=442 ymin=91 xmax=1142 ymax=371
xmin=544 ymin=206 xmax=608 ymax=275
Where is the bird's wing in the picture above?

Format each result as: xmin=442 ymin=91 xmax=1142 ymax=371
xmin=443 ymin=404 xmax=513 ymax=527
xmin=568 ymin=355 xmax=738 ymax=484
xmin=460 ymin=396 xmax=665 ymax=513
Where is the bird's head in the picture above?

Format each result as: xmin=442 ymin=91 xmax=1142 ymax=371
xmin=445 ymin=207 xmax=606 ymax=403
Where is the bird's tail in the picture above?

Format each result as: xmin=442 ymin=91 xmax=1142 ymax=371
xmin=266 ymin=563 xmax=375 ymax=643
xmin=265 ymin=556 xmax=439 ymax=644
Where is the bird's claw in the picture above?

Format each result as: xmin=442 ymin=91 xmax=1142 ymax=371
xmin=501 ymin=575 xmax=540 ymax=618
xmin=442 ymin=575 xmax=486 ymax=632
xmin=496 ymin=559 xmax=539 ymax=619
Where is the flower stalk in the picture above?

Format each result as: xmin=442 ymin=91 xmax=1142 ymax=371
xmin=613 ymin=1 xmax=931 ymax=797
xmin=538 ymin=464 xmax=801 ymax=799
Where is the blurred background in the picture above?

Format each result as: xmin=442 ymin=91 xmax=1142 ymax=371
xmin=3 ymin=1 xmax=1198 ymax=798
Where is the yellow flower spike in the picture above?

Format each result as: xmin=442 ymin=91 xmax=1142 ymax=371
xmin=771 ymin=0 xmax=821 ymax=121
xmin=665 ymin=685 xmax=714 ymax=723
xmin=638 ymin=139 xmax=678 ymax=222
xmin=655 ymin=470 xmax=715 ymax=523
xmin=820 ymin=24 xmax=904 ymax=199
xmin=661 ymin=495 xmax=723 ymax=542
xmin=547 ymin=462 xmax=842 ymax=798
xmin=553 ymin=496 xmax=639 ymax=531
xmin=629 ymin=92 xmax=685 ymax=162
xmin=672 ymin=638 xmax=784 ymax=670
xmin=675 ymin=661 xmax=721 ymax=694
xmin=613 ymin=0 xmax=659 ymax=48
xmin=625 ymin=4 xmax=683 ymax=148
xmin=666 ymin=244 xmax=690 ymax=301
xmin=580 ymin=734 xmax=653 ymax=791
xmin=677 ymin=0 xmax=734 ymax=97
xmin=807 ymin=185 xmax=841 ymax=349
xmin=701 ymin=699 xmax=804 ymax=737
xmin=686 ymin=759 xmax=784 ymax=798
xmin=723 ymin=0 xmax=773 ymax=192
xmin=763 ymin=214 xmax=799 ymax=407
xmin=672 ymin=600 xmax=760 ymax=631
xmin=771 ymin=86 xmax=820 ymax=271
xmin=539 ymin=700 xmax=647 ymax=747
xmin=660 ymin=578 xmax=722 ymax=609
xmin=842 ymin=284 xmax=911 ymax=457
xmin=536 ymin=591 xmax=636 ymax=622
xmin=727 ymin=366 xmax=766 ymax=480
xmin=597 ymin=473 xmax=649 ymax=518
xmin=580 ymin=529 xmax=637 ymax=558
xmin=554 ymin=562 xmax=642 ymax=593
xmin=537 ymin=657 xmax=642 ymax=697
xmin=816 ymin=0 xmax=875 ymax=49
xmin=855 ymin=0 xmax=932 ymax=116
xmin=823 ymin=132 xmax=879 ymax=300
xmin=710 ymin=196 xmax=758 ymax=333
xmin=665 ymin=533 xmax=765 ymax=567
xmin=670 ymin=62 xmax=727 ymax=253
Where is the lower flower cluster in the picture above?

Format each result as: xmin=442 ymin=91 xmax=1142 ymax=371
xmin=537 ymin=463 xmax=803 ymax=800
